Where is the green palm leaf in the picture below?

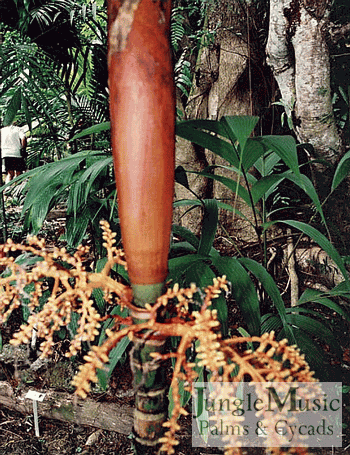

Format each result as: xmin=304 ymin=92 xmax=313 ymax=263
xmin=297 ymin=288 xmax=350 ymax=321
xmin=212 ymin=256 xmax=260 ymax=336
xmin=221 ymin=115 xmax=259 ymax=154
xmin=198 ymin=199 xmax=218 ymax=256
xmin=278 ymin=220 xmax=348 ymax=280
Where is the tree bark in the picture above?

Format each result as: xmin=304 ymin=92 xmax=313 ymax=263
xmin=266 ymin=1 xmax=350 ymax=246
xmin=266 ymin=0 xmax=342 ymax=164
xmin=176 ymin=0 xmax=270 ymax=242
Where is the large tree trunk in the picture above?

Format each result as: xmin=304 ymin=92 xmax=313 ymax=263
xmin=177 ymin=0 xmax=350 ymax=247
xmin=266 ymin=0 xmax=344 ymax=201
xmin=266 ymin=0 xmax=350 ymax=247
xmin=175 ymin=0 xmax=271 ymax=243
xmin=267 ymin=0 xmax=341 ymax=164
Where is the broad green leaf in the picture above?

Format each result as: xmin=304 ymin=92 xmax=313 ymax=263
xmin=257 ymin=136 xmax=301 ymax=179
xmin=221 ymin=116 xmax=259 ymax=155
xmin=106 ymin=336 xmax=130 ymax=377
xmin=15 ymin=252 xmax=43 ymax=268
xmin=198 ymin=199 xmax=218 ymax=256
xmin=260 ymin=314 xmax=283 ymax=334
xmin=238 ymin=258 xmax=289 ymax=327
xmin=251 ymin=174 xmax=285 ymax=204
xmin=172 ymin=224 xmax=200 ymax=249
xmin=261 ymin=313 xmax=274 ymax=325
xmin=21 ymin=93 xmax=32 ymax=132
xmin=215 ymin=201 xmax=254 ymax=225
xmin=179 ymin=258 xmax=214 ymax=288
xmin=254 ymin=151 xmax=281 ymax=177
xmin=173 ymin=199 xmax=202 ymax=209
xmin=22 ymin=154 xmax=86 ymax=213
xmin=92 ymin=259 xmax=109 ymax=314
xmin=92 ymin=287 xmax=105 ymax=314
xmin=97 ymin=336 xmax=130 ymax=389
xmin=332 ymin=149 xmax=350 ymax=191
xmin=287 ymin=328 xmax=332 ymax=381
xmin=202 ymin=164 xmax=257 ymax=185
xmin=297 ymin=288 xmax=350 ymax=322
xmin=286 ymin=313 xmax=342 ymax=358
xmin=114 ymin=263 xmax=129 ymax=283
xmin=285 ymin=307 xmax=330 ymax=318
xmin=4 ymin=87 xmax=22 ymax=126
xmin=212 ymin=256 xmax=260 ymax=336
xmin=182 ymin=261 xmax=228 ymax=334
xmin=330 ymin=280 xmax=350 ymax=298
xmin=98 ymin=306 xmax=129 ymax=346
xmin=173 ymin=199 xmax=254 ymax=226
xmin=253 ymin=171 xmax=325 ymax=225
xmin=80 ymin=156 xmax=112 ymax=204
xmin=176 ymin=121 xmax=238 ymax=166
xmin=170 ymin=242 xmax=197 ymax=255
xmin=68 ymin=312 xmax=79 ymax=339
xmin=241 ymin=138 xmax=266 ymax=171
xmin=176 ymin=118 xmax=230 ymax=139
xmin=23 ymin=184 xmax=60 ymax=233
xmin=276 ymin=220 xmax=349 ymax=281
xmin=287 ymin=173 xmax=326 ymax=226
xmin=68 ymin=172 xmax=88 ymax=219
xmin=70 ymin=121 xmax=111 ymax=140
xmin=167 ymin=254 xmax=206 ymax=284
xmin=18 ymin=151 xmax=105 ymax=234
xmin=213 ymin=293 xmax=228 ymax=336
xmin=197 ymin=172 xmax=252 ymax=207
xmin=65 ymin=204 xmax=90 ymax=247
xmin=96 ymin=368 xmax=108 ymax=391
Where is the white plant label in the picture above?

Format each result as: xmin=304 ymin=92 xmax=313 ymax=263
xmin=25 ymin=390 xmax=46 ymax=402
xmin=25 ymin=390 xmax=46 ymax=437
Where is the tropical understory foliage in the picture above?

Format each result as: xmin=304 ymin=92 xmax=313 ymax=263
xmin=0 ymin=0 xmax=108 ymax=160
xmin=0 ymin=0 xmax=111 ymax=245
xmin=174 ymin=114 xmax=350 ymax=382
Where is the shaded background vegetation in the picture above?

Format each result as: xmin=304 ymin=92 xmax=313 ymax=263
xmin=1 ymin=2 xmax=350 ymax=454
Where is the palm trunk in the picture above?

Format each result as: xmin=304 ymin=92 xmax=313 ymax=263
xmin=107 ymin=0 xmax=175 ymax=452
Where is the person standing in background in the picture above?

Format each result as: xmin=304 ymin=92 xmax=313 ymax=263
xmin=0 ymin=122 xmax=27 ymax=182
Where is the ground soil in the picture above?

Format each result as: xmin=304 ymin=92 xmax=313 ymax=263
xmin=1 ymin=204 xmax=350 ymax=455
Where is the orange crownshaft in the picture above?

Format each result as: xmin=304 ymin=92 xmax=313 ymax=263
xmin=108 ymin=0 xmax=175 ymax=286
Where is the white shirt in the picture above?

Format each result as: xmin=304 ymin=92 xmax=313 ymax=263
xmin=1 ymin=125 xmax=26 ymax=158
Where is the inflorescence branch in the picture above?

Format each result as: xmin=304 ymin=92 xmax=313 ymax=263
xmin=0 ymin=221 xmax=313 ymax=455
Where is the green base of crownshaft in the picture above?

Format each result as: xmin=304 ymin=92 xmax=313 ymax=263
xmin=131 ymin=282 xmax=165 ymax=307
